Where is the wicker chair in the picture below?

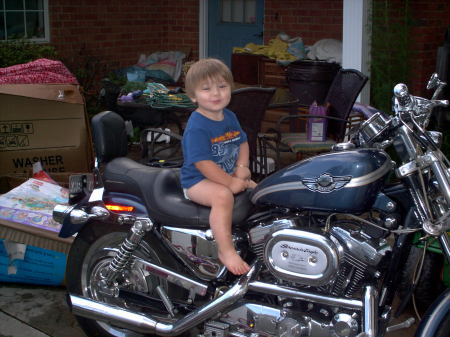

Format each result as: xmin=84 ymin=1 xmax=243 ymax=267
xmin=265 ymin=69 xmax=368 ymax=165
xmin=226 ymin=87 xmax=276 ymax=178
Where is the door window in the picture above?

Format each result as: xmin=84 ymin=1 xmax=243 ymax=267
xmin=221 ymin=0 xmax=256 ymax=24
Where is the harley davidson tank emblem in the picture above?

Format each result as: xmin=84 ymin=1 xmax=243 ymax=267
xmin=302 ymin=173 xmax=352 ymax=193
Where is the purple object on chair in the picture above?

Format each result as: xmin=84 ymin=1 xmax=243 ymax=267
xmin=352 ymin=102 xmax=382 ymax=120
xmin=307 ymin=102 xmax=328 ymax=142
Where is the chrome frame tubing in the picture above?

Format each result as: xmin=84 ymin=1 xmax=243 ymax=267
xmin=397 ymin=125 xmax=450 ymax=233
xmin=428 ymin=151 xmax=450 ymax=206
xmin=396 ymin=126 xmax=431 ymax=222
xmin=439 ymin=233 xmax=450 ymax=266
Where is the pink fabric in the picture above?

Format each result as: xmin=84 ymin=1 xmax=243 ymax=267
xmin=0 ymin=58 xmax=79 ymax=85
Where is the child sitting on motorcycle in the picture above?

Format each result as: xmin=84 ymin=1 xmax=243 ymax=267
xmin=181 ymin=58 xmax=256 ymax=275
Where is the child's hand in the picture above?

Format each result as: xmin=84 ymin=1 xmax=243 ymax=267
xmin=229 ymin=177 xmax=248 ymax=194
xmin=246 ymin=179 xmax=257 ymax=189
xmin=233 ymin=166 xmax=251 ymax=180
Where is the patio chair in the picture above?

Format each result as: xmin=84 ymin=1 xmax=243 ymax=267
xmin=226 ymin=86 xmax=276 ymax=179
xmin=263 ymin=68 xmax=368 ymax=165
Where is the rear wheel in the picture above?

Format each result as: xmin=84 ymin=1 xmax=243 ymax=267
xmin=66 ymin=221 xmax=189 ymax=337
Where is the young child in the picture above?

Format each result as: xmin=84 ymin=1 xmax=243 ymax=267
xmin=181 ymin=58 xmax=256 ymax=275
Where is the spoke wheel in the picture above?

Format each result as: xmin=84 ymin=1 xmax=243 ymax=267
xmin=66 ymin=222 xmax=189 ymax=337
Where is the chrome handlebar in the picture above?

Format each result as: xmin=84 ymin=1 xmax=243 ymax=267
xmin=393 ymin=75 xmax=449 ymax=129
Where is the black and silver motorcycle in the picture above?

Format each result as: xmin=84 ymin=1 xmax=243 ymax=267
xmin=54 ymin=74 xmax=450 ymax=337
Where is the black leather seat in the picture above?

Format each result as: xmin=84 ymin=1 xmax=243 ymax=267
xmin=92 ymin=111 xmax=253 ymax=228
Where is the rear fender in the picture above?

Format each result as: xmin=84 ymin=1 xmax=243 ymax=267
xmin=57 ymin=192 xmax=149 ymax=238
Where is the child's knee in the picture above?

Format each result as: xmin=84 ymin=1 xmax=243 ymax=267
xmin=213 ymin=186 xmax=234 ymax=205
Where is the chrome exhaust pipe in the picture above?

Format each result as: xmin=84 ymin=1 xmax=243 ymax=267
xmin=248 ymin=281 xmax=363 ymax=310
xmin=69 ymin=262 xmax=260 ymax=336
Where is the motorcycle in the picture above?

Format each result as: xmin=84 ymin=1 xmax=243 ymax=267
xmin=53 ymin=73 xmax=450 ymax=337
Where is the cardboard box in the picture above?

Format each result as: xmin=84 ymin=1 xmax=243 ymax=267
xmin=0 ymin=217 xmax=73 ymax=254
xmin=0 ymin=238 xmax=67 ymax=285
xmin=0 ymin=84 xmax=94 ymax=175
xmin=0 ymin=217 xmax=74 ymax=285
xmin=0 ymin=172 xmax=73 ymax=194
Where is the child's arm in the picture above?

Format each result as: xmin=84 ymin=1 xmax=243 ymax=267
xmin=195 ymin=160 xmax=247 ymax=194
xmin=233 ymin=142 xmax=251 ymax=180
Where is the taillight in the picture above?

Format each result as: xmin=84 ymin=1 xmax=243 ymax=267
xmin=105 ymin=204 xmax=135 ymax=212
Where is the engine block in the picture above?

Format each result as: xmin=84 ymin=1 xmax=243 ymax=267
xmin=248 ymin=217 xmax=391 ymax=296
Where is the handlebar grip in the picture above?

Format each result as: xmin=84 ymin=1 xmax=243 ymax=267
xmin=435 ymin=99 xmax=449 ymax=107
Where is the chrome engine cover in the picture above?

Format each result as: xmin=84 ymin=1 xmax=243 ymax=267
xmin=218 ymin=301 xmax=360 ymax=337
xmin=249 ymin=217 xmax=391 ymax=295
xmin=264 ymin=228 xmax=342 ymax=286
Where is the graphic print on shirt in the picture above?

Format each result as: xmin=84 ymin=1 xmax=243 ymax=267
xmin=211 ymin=130 xmax=241 ymax=174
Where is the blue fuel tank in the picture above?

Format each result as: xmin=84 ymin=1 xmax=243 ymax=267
xmin=251 ymin=149 xmax=392 ymax=213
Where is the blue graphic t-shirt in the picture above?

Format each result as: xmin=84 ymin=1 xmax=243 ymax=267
xmin=181 ymin=109 xmax=247 ymax=188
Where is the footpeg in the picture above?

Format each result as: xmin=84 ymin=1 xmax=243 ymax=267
xmin=204 ymin=321 xmax=230 ymax=337
xmin=386 ymin=317 xmax=415 ymax=332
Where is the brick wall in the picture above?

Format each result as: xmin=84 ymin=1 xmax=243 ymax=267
xmin=164 ymin=0 xmax=199 ymax=59
xmin=48 ymin=0 xmax=449 ymax=102
xmin=49 ymin=0 xmax=341 ymax=76
xmin=264 ymin=0 xmax=343 ymax=45
xmin=409 ymin=0 xmax=450 ymax=97
xmin=50 ymin=0 xmax=167 ymax=71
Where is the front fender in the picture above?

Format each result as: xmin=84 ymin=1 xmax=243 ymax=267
xmin=414 ymin=288 xmax=450 ymax=337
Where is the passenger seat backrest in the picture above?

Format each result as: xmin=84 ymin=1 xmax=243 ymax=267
xmin=91 ymin=111 xmax=128 ymax=163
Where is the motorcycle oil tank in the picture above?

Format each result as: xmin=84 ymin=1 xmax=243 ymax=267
xmin=251 ymin=149 xmax=391 ymax=213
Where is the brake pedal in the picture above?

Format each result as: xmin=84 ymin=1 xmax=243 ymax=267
xmin=386 ymin=317 xmax=415 ymax=333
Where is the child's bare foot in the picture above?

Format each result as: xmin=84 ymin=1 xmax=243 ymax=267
xmin=219 ymin=250 xmax=250 ymax=275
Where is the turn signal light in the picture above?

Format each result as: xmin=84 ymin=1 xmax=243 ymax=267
xmin=105 ymin=204 xmax=135 ymax=212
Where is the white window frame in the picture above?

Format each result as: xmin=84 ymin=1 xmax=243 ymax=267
xmin=1 ymin=0 xmax=49 ymax=42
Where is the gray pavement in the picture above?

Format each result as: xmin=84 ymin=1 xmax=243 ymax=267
xmin=0 ymin=284 xmax=85 ymax=337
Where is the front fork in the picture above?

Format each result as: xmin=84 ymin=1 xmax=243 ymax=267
xmin=396 ymin=143 xmax=450 ymax=258
xmin=439 ymin=234 xmax=450 ymax=279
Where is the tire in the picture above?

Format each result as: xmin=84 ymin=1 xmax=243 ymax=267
xmin=434 ymin=310 xmax=450 ymax=337
xmin=414 ymin=289 xmax=450 ymax=337
xmin=398 ymin=245 xmax=445 ymax=311
xmin=65 ymin=221 xmax=190 ymax=337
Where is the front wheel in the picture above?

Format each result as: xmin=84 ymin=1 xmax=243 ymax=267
xmin=65 ymin=221 xmax=188 ymax=337
xmin=434 ymin=311 xmax=450 ymax=337
xmin=398 ymin=245 xmax=445 ymax=312
xmin=414 ymin=288 xmax=450 ymax=337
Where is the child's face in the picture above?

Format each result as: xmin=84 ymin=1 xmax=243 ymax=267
xmin=191 ymin=76 xmax=231 ymax=117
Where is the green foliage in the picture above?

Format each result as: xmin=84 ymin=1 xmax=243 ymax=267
xmin=121 ymin=81 xmax=147 ymax=93
xmin=104 ymin=71 xmax=127 ymax=88
xmin=370 ymin=0 xmax=413 ymax=114
xmin=130 ymin=127 xmax=142 ymax=143
xmin=60 ymin=46 xmax=110 ymax=119
xmin=0 ymin=39 xmax=57 ymax=68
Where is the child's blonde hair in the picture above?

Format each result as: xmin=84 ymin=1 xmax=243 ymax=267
xmin=184 ymin=58 xmax=234 ymax=98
